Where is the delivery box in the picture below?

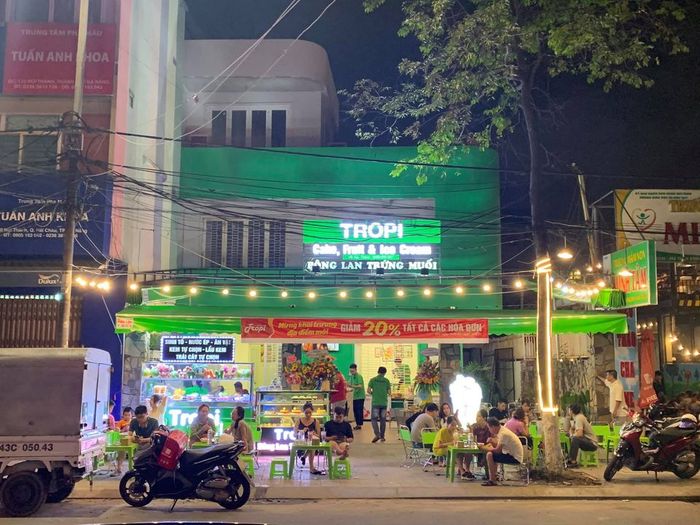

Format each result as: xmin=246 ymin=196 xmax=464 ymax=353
xmin=157 ymin=430 xmax=188 ymax=470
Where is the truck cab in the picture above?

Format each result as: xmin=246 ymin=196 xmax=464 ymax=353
xmin=0 ymin=348 xmax=111 ymax=516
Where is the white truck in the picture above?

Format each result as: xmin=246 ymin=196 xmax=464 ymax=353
xmin=0 ymin=348 xmax=111 ymax=516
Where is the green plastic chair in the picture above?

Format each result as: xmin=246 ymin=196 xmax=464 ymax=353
xmin=579 ymin=449 xmax=599 ymax=467
xmin=105 ymin=430 xmax=121 ymax=446
xmin=239 ymin=454 xmax=255 ymax=477
xmin=269 ymin=458 xmax=289 ymax=479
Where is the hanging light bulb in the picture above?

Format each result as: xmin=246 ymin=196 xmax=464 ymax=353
xmin=396 ymin=288 xmax=405 ymax=297
xmin=248 ymin=289 xmax=257 ymax=297
xmin=221 ymin=288 xmax=229 ymax=295
xmin=365 ymin=290 xmax=374 ymax=299
xmin=482 ymin=283 xmax=492 ymax=293
xmin=339 ymin=290 xmax=348 ymax=299
xmin=189 ymin=287 xmax=198 ymax=295
xmin=513 ymin=279 xmax=524 ymax=289
xmin=280 ymin=290 xmax=289 ymax=298
xmin=557 ymin=238 xmax=574 ymax=260
xmin=162 ymin=285 xmax=171 ymax=293
xmin=597 ymin=279 xmax=606 ymax=288
xmin=307 ymin=291 xmax=317 ymax=299
xmin=455 ymin=285 xmax=464 ymax=294
xmin=422 ymin=288 xmax=432 ymax=296
xmin=586 ymin=265 xmax=593 ymax=273
xmin=129 ymin=282 xmax=139 ymax=291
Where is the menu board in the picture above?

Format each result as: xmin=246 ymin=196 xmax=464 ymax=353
xmin=161 ymin=336 xmax=235 ymax=363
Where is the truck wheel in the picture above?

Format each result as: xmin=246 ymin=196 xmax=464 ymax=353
xmin=0 ymin=471 xmax=47 ymax=517
xmin=46 ymin=480 xmax=75 ymax=503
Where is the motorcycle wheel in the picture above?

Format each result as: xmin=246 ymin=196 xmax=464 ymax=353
xmin=604 ymin=456 xmax=624 ymax=482
xmin=119 ymin=472 xmax=154 ymax=507
xmin=671 ymin=452 xmax=700 ymax=479
xmin=217 ymin=472 xmax=251 ymax=510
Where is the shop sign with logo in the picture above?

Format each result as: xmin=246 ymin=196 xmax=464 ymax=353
xmin=606 ymin=240 xmax=658 ymax=308
xmin=242 ymin=317 xmax=488 ymax=343
xmin=0 ymin=270 xmax=63 ymax=288
xmin=161 ymin=336 xmax=235 ymax=363
xmin=616 ymin=189 xmax=700 ymax=262
xmin=302 ymin=219 xmax=440 ymax=272
xmin=257 ymin=427 xmax=296 ymax=452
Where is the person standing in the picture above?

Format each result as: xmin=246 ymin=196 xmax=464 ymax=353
xmin=653 ymin=370 xmax=665 ymax=401
xmin=348 ymin=364 xmax=366 ymax=430
xmin=367 ymin=366 xmax=391 ymax=443
xmin=149 ymin=394 xmax=167 ymax=425
xmin=566 ymin=404 xmax=598 ymax=468
xmin=597 ymin=369 xmax=629 ymax=425
xmin=330 ymin=371 xmax=349 ymax=415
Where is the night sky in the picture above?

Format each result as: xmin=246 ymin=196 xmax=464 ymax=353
xmin=185 ymin=0 xmax=700 ymax=277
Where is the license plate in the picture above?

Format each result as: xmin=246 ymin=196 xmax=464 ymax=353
xmin=0 ymin=442 xmax=56 ymax=453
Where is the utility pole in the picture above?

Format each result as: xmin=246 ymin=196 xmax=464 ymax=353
xmin=58 ymin=0 xmax=90 ymax=348
xmin=572 ymin=163 xmax=600 ymax=267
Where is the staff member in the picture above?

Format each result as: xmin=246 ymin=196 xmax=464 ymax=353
xmin=348 ymin=364 xmax=366 ymax=430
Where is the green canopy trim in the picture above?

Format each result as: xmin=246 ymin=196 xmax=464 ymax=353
xmin=115 ymin=305 xmax=628 ymax=336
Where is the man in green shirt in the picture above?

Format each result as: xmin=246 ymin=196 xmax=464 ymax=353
xmin=367 ymin=366 xmax=391 ymax=443
xmin=348 ymin=364 xmax=366 ymax=430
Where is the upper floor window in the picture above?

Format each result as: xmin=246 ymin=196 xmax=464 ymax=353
xmin=0 ymin=114 xmax=60 ymax=170
xmin=10 ymin=0 xmax=109 ymax=23
xmin=202 ymin=108 xmax=287 ymax=148
xmin=202 ymin=219 xmax=286 ymax=269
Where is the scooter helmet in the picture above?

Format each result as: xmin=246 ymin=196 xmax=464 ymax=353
xmin=678 ymin=413 xmax=698 ymax=429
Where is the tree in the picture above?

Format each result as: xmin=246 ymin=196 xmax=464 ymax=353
xmin=348 ymin=0 xmax=687 ymax=477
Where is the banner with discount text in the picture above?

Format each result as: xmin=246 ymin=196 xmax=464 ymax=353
xmin=241 ymin=317 xmax=489 ymax=343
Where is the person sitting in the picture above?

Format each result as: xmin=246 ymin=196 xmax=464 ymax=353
xmin=488 ymin=400 xmax=509 ymax=422
xmin=479 ymin=416 xmax=524 ymax=486
xmin=405 ymin=406 xmax=425 ymax=430
xmin=461 ymin=408 xmax=490 ymax=479
xmin=520 ymin=399 xmax=534 ymax=425
xmin=234 ymin=381 xmax=249 ymax=396
xmin=129 ymin=405 xmax=159 ymax=450
xmin=566 ymin=404 xmax=598 ymax=468
xmin=297 ymin=402 xmax=323 ymax=475
xmin=324 ymin=406 xmax=354 ymax=460
xmin=433 ymin=416 xmax=458 ymax=466
xmin=505 ymin=407 xmax=532 ymax=449
xmin=116 ymin=406 xmax=133 ymax=431
xmin=189 ymin=404 xmax=216 ymax=445
xmin=224 ymin=406 xmax=253 ymax=454
xmin=410 ymin=402 xmax=439 ymax=447
xmin=439 ymin=402 xmax=461 ymax=428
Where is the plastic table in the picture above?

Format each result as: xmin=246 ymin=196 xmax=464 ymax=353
xmin=288 ymin=442 xmax=334 ymax=479
xmin=446 ymin=445 xmax=484 ymax=482
xmin=105 ymin=443 xmax=138 ymax=471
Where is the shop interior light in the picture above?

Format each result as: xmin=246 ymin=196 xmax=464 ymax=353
xmin=513 ymin=280 xmax=524 ymax=290
xmin=221 ymin=288 xmax=229 ymax=295
xmin=482 ymin=283 xmax=492 ymax=293
xmin=129 ymin=282 xmax=139 ymax=291
xmin=396 ymin=288 xmax=405 ymax=297
xmin=617 ymin=267 xmax=633 ymax=277
xmin=586 ymin=265 xmax=593 ymax=273
xmin=595 ymin=262 xmax=603 ymax=269
xmin=189 ymin=287 xmax=198 ymax=295
xmin=597 ymin=279 xmax=606 ymax=288
xmin=281 ymin=290 xmax=289 ymax=298
xmin=339 ymin=290 xmax=348 ymax=298
xmin=422 ymin=287 xmax=432 ymax=296
xmin=162 ymin=285 xmax=171 ymax=293
xmin=248 ymin=289 xmax=257 ymax=297
xmin=365 ymin=290 xmax=374 ymax=299
xmin=307 ymin=291 xmax=317 ymax=299
xmin=455 ymin=285 xmax=464 ymax=294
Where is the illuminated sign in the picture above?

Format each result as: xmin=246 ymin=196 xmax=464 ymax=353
xmin=166 ymin=407 xmax=224 ymax=435
xmin=607 ymin=241 xmax=658 ymax=308
xmin=302 ymin=219 xmax=441 ymax=272
xmin=258 ymin=427 xmax=296 ymax=452
xmin=161 ymin=336 xmax=235 ymax=363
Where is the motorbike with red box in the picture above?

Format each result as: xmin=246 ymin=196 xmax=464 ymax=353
xmin=604 ymin=410 xmax=700 ymax=481
xmin=119 ymin=427 xmax=251 ymax=510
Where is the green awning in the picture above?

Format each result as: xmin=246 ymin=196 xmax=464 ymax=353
xmin=115 ymin=305 xmax=628 ymax=336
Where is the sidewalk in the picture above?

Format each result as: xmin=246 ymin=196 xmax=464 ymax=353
xmin=75 ymin=426 xmax=700 ymax=501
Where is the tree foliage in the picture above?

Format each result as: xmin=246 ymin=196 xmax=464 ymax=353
xmin=347 ymin=0 xmax=687 ymax=184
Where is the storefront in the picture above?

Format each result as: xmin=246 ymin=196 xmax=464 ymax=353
xmin=116 ymin=290 xmax=627 ymax=451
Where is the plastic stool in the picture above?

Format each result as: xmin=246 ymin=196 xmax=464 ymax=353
xmin=579 ymin=449 xmax=598 ymax=467
xmin=331 ymin=458 xmax=352 ymax=479
xmin=269 ymin=458 xmax=289 ymax=479
xmin=239 ymin=454 xmax=255 ymax=477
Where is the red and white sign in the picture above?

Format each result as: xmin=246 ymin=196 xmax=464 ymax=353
xmin=241 ymin=317 xmax=489 ymax=343
xmin=3 ymin=23 xmax=116 ymax=95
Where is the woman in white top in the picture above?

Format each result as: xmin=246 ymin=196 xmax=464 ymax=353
xmin=149 ymin=394 xmax=167 ymax=424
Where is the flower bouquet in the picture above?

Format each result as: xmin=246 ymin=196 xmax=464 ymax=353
xmin=308 ymin=355 xmax=338 ymax=390
xmin=413 ymin=359 xmax=440 ymax=400
xmin=283 ymin=361 xmax=303 ymax=390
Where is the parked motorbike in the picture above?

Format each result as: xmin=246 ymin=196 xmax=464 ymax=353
xmin=604 ymin=412 xmax=700 ymax=481
xmin=119 ymin=428 xmax=252 ymax=510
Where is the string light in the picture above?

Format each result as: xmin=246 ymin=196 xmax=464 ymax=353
xmin=339 ymin=290 xmax=348 ymax=298
xmin=597 ymin=280 xmax=606 ymax=288
xmin=248 ymin=289 xmax=257 ymax=297
xmin=396 ymin=288 xmax=405 ymax=297
xmin=586 ymin=265 xmax=593 ymax=273
xmin=129 ymin=283 xmax=139 ymax=291
xmin=189 ymin=287 xmax=198 ymax=295
xmin=422 ymin=288 xmax=432 ymax=296
xmin=162 ymin=285 xmax=171 ymax=293
xmin=222 ymin=288 xmax=229 ymax=295
xmin=365 ymin=290 xmax=374 ymax=299
xmin=280 ymin=290 xmax=289 ymax=298
xmin=75 ymin=277 xmax=87 ymax=287
xmin=482 ymin=283 xmax=492 ymax=293
xmin=307 ymin=291 xmax=317 ymax=299
xmin=455 ymin=285 xmax=464 ymax=294
xmin=513 ymin=280 xmax=524 ymax=290
xmin=88 ymin=280 xmax=96 ymax=288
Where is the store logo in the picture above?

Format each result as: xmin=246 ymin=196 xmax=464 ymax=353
xmin=632 ymin=208 xmax=656 ymax=231
xmin=37 ymin=273 xmax=61 ymax=285
xmin=340 ymin=221 xmax=404 ymax=239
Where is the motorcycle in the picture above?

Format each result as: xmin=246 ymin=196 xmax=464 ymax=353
xmin=604 ymin=412 xmax=700 ymax=482
xmin=119 ymin=428 xmax=252 ymax=510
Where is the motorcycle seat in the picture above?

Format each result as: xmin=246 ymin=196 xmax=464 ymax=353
xmin=653 ymin=425 xmax=697 ymax=445
xmin=179 ymin=443 xmax=240 ymax=469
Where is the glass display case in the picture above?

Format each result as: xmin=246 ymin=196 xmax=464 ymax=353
xmin=255 ymin=389 xmax=330 ymax=453
xmin=140 ymin=362 xmax=254 ymax=433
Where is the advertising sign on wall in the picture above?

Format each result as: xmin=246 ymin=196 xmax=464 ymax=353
xmin=638 ymin=330 xmax=658 ymax=408
xmin=607 ymin=240 xmax=658 ymax=307
xmin=242 ymin=317 xmax=488 ymax=343
xmin=616 ymin=189 xmax=700 ymax=262
xmin=614 ymin=310 xmax=639 ymax=409
xmin=161 ymin=336 xmax=235 ymax=363
xmin=3 ymin=23 xmax=116 ymax=95
xmin=302 ymin=219 xmax=440 ymax=272
xmin=0 ymin=172 xmax=111 ymax=257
